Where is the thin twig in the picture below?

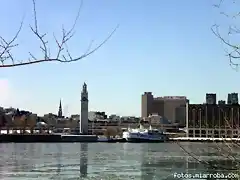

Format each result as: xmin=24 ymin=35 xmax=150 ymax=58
xmin=212 ymin=0 xmax=240 ymax=70
xmin=0 ymin=0 xmax=119 ymax=68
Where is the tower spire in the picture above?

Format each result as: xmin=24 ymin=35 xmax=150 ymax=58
xmin=82 ymin=82 xmax=87 ymax=93
xmin=58 ymin=99 xmax=63 ymax=117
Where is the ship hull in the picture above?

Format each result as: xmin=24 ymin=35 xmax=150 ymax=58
xmin=125 ymin=137 xmax=165 ymax=143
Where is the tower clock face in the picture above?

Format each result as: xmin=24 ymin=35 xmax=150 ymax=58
xmin=82 ymin=97 xmax=88 ymax=102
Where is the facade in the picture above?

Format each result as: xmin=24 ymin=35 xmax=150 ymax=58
xmin=141 ymin=92 xmax=188 ymax=125
xmin=187 ymin=103 xmax=240 ymax=138
xmin=80 ymin=83 xmax=89 ymax=134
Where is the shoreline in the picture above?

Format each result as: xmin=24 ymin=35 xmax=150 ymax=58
xmin=0 ymin=134 xmax=238 ymax=143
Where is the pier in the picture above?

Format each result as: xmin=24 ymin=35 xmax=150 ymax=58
xmin=169 ymin=137 xmax=240 ymax=142
xmin=0 ymin=129 xmax=98 ymax=143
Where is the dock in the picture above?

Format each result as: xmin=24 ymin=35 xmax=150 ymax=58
xmin=169 ymin=137 xmax=240 ymax=142
xmin=61 ymin=134 xmax=98 ymax=142
xmin=4 ymin=130 xmax=240 ymax=143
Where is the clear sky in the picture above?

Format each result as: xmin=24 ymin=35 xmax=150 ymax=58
xmin=0 ymin=0 xmax=239 ymax=117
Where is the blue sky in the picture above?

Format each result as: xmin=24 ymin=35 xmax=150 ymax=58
xmin=0 ymin=0 xmax=239 ymax=117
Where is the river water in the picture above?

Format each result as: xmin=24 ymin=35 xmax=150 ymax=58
xmin=0 ymin=142 xmax=239 ymax=180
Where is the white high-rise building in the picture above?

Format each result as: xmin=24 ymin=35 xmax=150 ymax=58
xmin=80 ymin=82 xmax=89 ymax=134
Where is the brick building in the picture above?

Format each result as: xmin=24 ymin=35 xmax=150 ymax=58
xmin=141 ymin=92 xmax=188 ymax=125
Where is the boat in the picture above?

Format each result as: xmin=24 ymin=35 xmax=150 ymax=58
xmin=97 ymin=136 xmax=109 ymax=142
xmin=97 ymin=136 xmax=127 ymax=143
xmin=122 ymin=124 xmax=167 ymax=142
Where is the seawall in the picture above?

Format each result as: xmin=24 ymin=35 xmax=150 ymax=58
xmin=169 ymin=137 xmax=240 ymax=142
xmin=61 ymin=135 xmax=98 ymax=142
xmin=0 ymin=134 xmax=98 ymax=143
xmin=0 ymin=134 xmax=62 ymax=143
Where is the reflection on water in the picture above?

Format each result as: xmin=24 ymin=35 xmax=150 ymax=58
xmin=80 ymin=143 xmax=88 ymax=178
xmin=0 ymin=142 xmax=239 ymax=179
xmin=56 ymin=143 xmax=62 ymax=178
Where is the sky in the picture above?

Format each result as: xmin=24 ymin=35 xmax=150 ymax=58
xmin=0 ymin=0 xmax=239 ymax=117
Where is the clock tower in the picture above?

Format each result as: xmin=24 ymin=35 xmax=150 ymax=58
xmin=80 ymin=82 xmax=89 ymax=134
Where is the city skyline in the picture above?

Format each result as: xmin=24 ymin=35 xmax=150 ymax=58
xmin=0 ymin=0 xmax=239 ymax=116
xmin=1 ymin=90 xmax=240 ymax=118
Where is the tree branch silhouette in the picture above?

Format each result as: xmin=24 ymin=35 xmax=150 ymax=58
xmin=0 ymin=0 xmax=119 ymax=68
xmin=177 ymin=104 xmax=240 ymax=172
xmin=212 ymin=0 xmax=240 ymax=70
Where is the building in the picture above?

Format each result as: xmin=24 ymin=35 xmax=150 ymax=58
xmin=88 ymin=111 xmax=98 ymax=121
xmin=141 ymin=92 xmax=188 ymax=125
xmin=143 ymin=114 xmax=179 ymax=132
xmin=206 ymin=93 xmax=217 ymax=104
xmin=141 ymin=92 xmax=155 ymax=118
xmin=187 ymin=103 xmax=240 ymax=138
xmin=227 ymin=93 xmax=239 ymax=105
xmin=80 ymin=82 xmax=89 ymax=134
xmin=71 ymin=114 xmax=80 ymax=121
xmin=108 ymin=114 xmax=120 ymax=121
xmin=88 ymin=116 xmax=180 ymax=135
xmin=88 ymin=111 xmax=107 ymax=121
xmin=218 ymin=100 xmax=226 ymax=105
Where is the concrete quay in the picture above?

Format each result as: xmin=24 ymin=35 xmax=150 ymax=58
xmin=0 ymin=134 xmax=98 ymax=143
xmin=0 ymin=134 xmax=62 ymax=143
xmin=0 ymin=134 xmax=169 ymax=143
xmin=169 ymin=137 xmax=240 ymax=142
xmin=0 ymin=134 xmax=129 ymax=143
xmin=61 ymin=134 xmax=98 ymax=142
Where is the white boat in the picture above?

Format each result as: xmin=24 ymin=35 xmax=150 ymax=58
xmin=97 ymin=136 xmax=109 ymax=142
xmin=122 ymin=124 xmax=167 ymax=142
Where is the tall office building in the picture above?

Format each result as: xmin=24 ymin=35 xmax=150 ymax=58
xmin=206 ymin=93 xmax=217 ymax=104
xmin=227 ymin=93 xmax=239 ymax=105
xmin=141 ymin=92 xmax=154 ymax=118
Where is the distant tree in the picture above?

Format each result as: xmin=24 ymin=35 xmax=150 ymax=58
xmin=116 ymin=127 xmax=123 ymax=137
xmin=0 ymin=115 xmax=5 ymax=134
xmin=104 ymin=127 xmax=118 ymax=139
xmin=0 ymin=115 xmax=7 ymax=127
xmin=13 ymin=113 xmax=26 ymax=133
xmin=212 ymin=0 xmax=240 ymax=70
xmin=0 ymin=0 xmax=118 ymax=68
xmin=26 ymin=115 xmax=37 ymax=133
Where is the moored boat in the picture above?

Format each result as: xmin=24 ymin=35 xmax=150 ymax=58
xmin=122 ymin=124 xmax=167 ymax=143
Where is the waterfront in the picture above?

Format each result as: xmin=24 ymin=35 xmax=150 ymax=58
xmin=0 ymin=143 xmax=239 ymax=180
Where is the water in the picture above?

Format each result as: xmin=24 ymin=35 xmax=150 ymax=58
xmin=0 ymin=142 xmax=239 ymax=180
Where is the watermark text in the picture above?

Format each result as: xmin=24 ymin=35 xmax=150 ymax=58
xmin=173 ymin=172 xmax=239 ymax=179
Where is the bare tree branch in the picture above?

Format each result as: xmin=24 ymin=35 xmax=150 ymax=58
xmin=178 ymin=104 xmax=240 ymax=172
xmin=173 ymin=0 xmax=240 ymax=172
xmin=0 ymin=0 xmax=118 ymax=68
xmin=212 ymin=0 xmax=240 ymax=70
xmin=0 ymin=17 xmax=24 ymax=66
